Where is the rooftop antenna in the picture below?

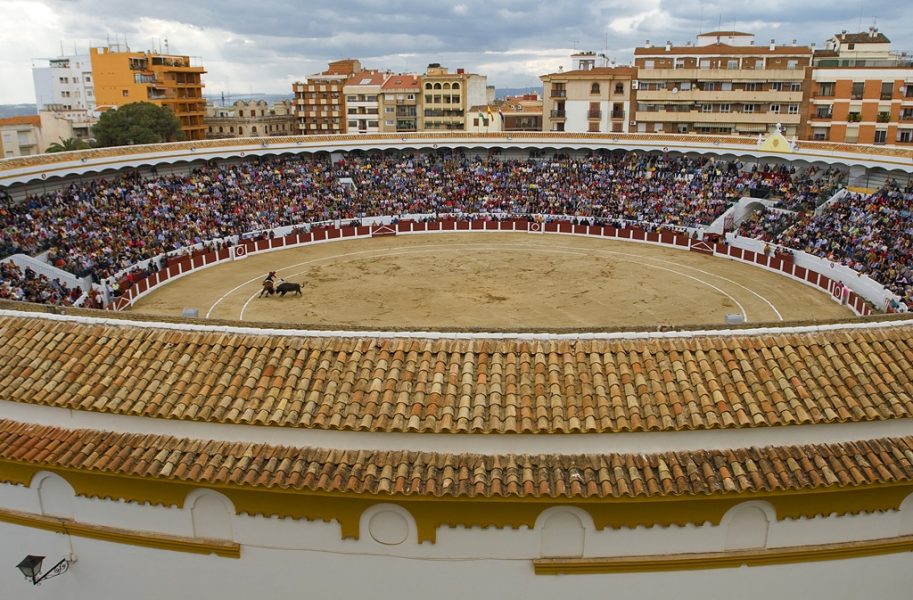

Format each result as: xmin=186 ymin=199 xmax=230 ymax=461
xmin=572 ymin=39 xmax=579 ymax=52
xmin=164 ymin=38 xmax=169 ymax=54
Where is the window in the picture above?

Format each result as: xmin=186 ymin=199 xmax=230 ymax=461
xmin=721 ymin=82 xmax=733 ymax=91
xmin=385 ymin=107 xmax=394 ymax=113
xmin=614 ymin=83 xmax=624 ymax=94
xmin=789 ymin=83 xmax=802 ymax=92
xmin=818 ymin=82 xmax=835 ymax=97
xmin=674 ymin=58 xmax=685 ymax=69
xmin=851 ymin=82 xmax=864 ymax=99
xmin=590 ymin=82 xmax=600 ymax=94
xmin=588 ymin=122 xmax=600 ymax=132
xmin=815 ymin=105 xmax=832 ymax=118
xmin=720 ymin=103 xmax=731 ymax=113
xmin=847 ymin=112 xmax=861 ymax=122
xmin=745 ymin=82 xmax=758 ymax=92
xmin=743 ymin=104 xmax=756 ymax=113
xmin=874 ymin=130 xmax=887 ymax=144
xmin=727 ymin=59 xmax=738 ymax=69
xmin=902 ymin=108 xmax=913 ymax=120
xmin=680 ymin=82 xmax=691 ymax=91
xmin=346 ymin=95 xmax=356 ymax=102
xmin=812 ymin=128 xmax=828 ymax=141
xmin=701 ymin=103 xmax=712 ymax=113
xmin=367 ymin=95 xmax=377 ymax=102
xmin=348 ymin=120 xmax=357 ymax=127
xmin=699 ymin=59 xmax=710 ymax=69
xmin=898 ymin=130 xmax=912 ymax=143
xmin=881 ymin=82 xmax=894 ymax=100
xmin=769 ymin=104 xmax=780 ymax=114
xmin=788 ymin=104 xmax=799 ymax=114
xmin=644 ymin=60 xmax=655 ymax=69
xmin=385 ymin=119 xmax=394 ymax=126
xmin=122 ymin=90 xmax=129 ymax=97
xmin=770 ymin=82 xmax=783 ymax=91
xmin=787 ymin=60 xmax=798 ymax=70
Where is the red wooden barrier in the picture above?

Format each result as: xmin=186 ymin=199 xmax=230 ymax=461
xmin=646 ymin=232 xmax=660 ymax=243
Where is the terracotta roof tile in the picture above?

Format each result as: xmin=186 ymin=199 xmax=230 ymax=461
xmin=2 ymin=419 xmax=913 ymax=499
xmin=1 ymin=317 xmax=913 ymax=434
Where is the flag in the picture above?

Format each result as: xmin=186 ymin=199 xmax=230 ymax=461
xmin=478 ymin=111 xmax=485 ymax=121
xmin=498 ymin=109 xmax=504 ymax=121
xmin=486 ymin=106 xmax=493 ymax=121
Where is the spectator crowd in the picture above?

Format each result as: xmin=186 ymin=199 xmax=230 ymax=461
xmin=1 ymin=150 xmax=908 ymax=309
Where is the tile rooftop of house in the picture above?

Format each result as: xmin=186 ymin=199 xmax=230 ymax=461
xmin=0 ymin=314 xmax=911 ymax=434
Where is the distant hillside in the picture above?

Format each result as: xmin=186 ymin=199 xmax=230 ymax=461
xmin=0 ymin=104 xmax=37 ymax=119
xmin=204 ymin=92 xmax=293 ymax=105
xmin=495 ymin=87 xmax=542 ymax=99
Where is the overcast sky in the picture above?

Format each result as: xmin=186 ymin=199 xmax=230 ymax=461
xmin=1 ymin=0 xmax=911 ymax=104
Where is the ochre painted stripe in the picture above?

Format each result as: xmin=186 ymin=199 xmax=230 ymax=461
xmin=0 ymin=507 xmax=240 ymax=558
xmin=533 ymin=535 xmax=913 ymax=574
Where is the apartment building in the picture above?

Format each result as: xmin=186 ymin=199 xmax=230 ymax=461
xmin=541 ymin=53 xmax=635 ymax=133
xmin=421 ymin=64 xmax=487 ymax=131
xmin=804 ymin=28 xmax=913 ymax=145
xmin=0 ymin=116 xmax=42 ymax=157
xmin=32 ymin=54 xmax=96 ymax=111
xmin=632 ymin=32 xmax=812 ymax=136
xmin=205 ymin=100 xmax=295 ymax=139
xmin=379 ymin=75 xmax=420 ymax=132
xmin=89 ymin=46 xmax=207 ymax=140
xmin=293 ymin=59 xmax=362 ymax=135
xmin=344 ymin=71 xmax=387 ymax=134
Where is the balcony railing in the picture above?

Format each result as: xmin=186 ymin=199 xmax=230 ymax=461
xmin=551 ymin=89 xmax=566 ymax=98
xmin=587 ymin=110 xmax=602 ymax=119
xmin=611 ymin=111 xmax=625 ymax=119
xmin=550 ymin=110 xmax=566 ymax=118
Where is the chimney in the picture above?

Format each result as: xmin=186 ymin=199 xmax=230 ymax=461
xmin=665 ymin=41 xmax=671 ymax=51
xmin=645 ymin=39 xmax=652 ymax=48
xmin=457 ymin=68 xmax=465 ymax=74
xmin=769 ymin=39 xmax=776 ymax=51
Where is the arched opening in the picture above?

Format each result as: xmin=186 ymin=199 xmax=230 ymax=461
xmin=538 ymin=508 xmax=588 ymax=558
xmin=723 ymin=502 xmax=772 ymax=550
xmin=34 ymin=472 xmax=75 ymax=519
xmin=188 ymin=490 xmax=235 ymax=540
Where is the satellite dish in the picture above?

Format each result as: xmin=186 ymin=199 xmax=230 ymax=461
xmin=672 ymin=87 xmax=679 ymax=93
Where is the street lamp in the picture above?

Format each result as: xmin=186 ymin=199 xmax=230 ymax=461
xmin=16 ymin=555 xmax=70 ymax=586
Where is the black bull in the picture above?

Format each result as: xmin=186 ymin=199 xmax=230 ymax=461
xmin=274 ymin=282 xmax=302 ymax=296
xmin=260 ymin=281 xmax=302 ymax=297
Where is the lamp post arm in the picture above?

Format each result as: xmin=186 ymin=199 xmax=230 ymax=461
xmin=33 ymin=558 xmax=69 ymax=585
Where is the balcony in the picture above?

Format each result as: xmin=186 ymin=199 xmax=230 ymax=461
xmin=611 ymin=110 xmax=625 ymax=119
xmin=634 ymin=110 xmax=801 ymax=124
xmin=551 ymin=89 xmax=566 ymax=98
xmin=550 ymin=109 xmax=566 ymax=118
xmin=637 ymin=68 xmax=805 ymax=81
xmin=636 ymin=89 xmax=803 ymax=103
xmin=587 ymin=109 xmax=602 ymax=119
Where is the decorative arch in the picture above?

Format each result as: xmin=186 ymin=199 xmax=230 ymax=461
xmin=359 ymin=503 xmax=417 ymax=546
xmin=721 ymin=501 xmax=774 ymax=550
xmin=452 ymin=82 xmax=460 ymax=90
xmin=32 ymin=471 xmax=75 ymax=519
xmin=898 ymin=492 xmax=913 ymax=535
xmin=186 ymin=489 xmax=235 ymax=540
xmin=536 ymin=506 xmax=592 ymax=558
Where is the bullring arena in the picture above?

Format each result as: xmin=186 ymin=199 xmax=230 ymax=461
xmin=1 ymin=132 xmax=913 ymax=600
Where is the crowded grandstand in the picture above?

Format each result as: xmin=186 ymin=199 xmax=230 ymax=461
xmin=1 ymin=149 xmax=911 ymax=311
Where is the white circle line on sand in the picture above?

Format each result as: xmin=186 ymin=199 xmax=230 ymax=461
xmin=231 ymin=241 xmax=749 ymax=323
xmin=502 ymin=241 xmax=781 ymax=322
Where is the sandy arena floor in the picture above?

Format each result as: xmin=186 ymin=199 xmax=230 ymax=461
xmin=130 ymin=233 xmax=852 ymax=329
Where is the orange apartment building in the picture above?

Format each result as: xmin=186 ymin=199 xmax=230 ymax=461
xmin=293 ymin=59 xmax=363 ymax=135
xmin=804 ymin=28 xmax=913 ymax=145
xmin=89 ymin=47 xmax=206 ymax=141
xmin=632 ymin=32 xmax=812 ymax=137
xmin=541 ymin=53 xmax=636 ymax=133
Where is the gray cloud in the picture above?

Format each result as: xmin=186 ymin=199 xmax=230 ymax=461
xmin=2 ymin=0 xmax=911 ymax=103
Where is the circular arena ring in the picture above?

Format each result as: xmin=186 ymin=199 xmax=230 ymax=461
xmin=2 ymin=133 xmax=913 ymax=600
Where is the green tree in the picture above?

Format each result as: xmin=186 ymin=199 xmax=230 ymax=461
xmin=45 ymin=137 xmax=92 ymax=153
xmin=92 ymin=102 xmax=185 ymax=147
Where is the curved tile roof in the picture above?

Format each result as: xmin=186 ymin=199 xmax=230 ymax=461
xmin=1 ymin=315 xmax=912 ymax=433
xmin=1 ymin=419 xmax=912 ymax=498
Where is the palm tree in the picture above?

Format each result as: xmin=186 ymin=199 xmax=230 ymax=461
xmin=45 ymin=137 xmax=91 ymax=153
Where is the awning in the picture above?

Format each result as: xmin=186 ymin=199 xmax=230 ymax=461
xmin=735 ymin=124 xmax=769 ymax=132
